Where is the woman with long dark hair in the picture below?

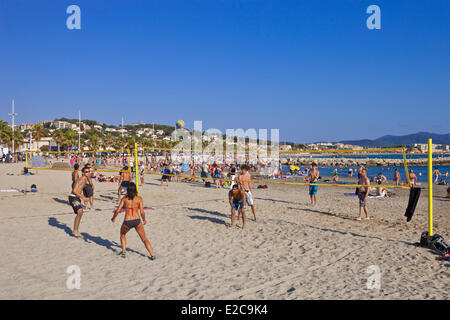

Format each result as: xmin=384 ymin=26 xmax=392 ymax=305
xmin=112 ymin=182 xmax=155 ymax=260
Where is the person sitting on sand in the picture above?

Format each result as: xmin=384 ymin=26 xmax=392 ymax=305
xmin=332 ymin=171 xmax=339 ymax=182
xmin=357 ymin=168 xmax=370 ymax=221
xmin=228 ymin=184 xmax=247 ymax=229
xmin=111 ymin=182 xmax=155 ymax=260
xmin=69 ymin=167 xmax=90 ymax=238
xmin=118 ymin=166 xmax=132 ymax=202
xmin=376 ymin=172 xmax=387 ymax=196
xmin=21 ymin=167 xmax=34 ymax=175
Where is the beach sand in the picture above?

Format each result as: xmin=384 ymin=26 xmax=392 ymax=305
xmin=0 ymin=163 xmax=448 ymax=299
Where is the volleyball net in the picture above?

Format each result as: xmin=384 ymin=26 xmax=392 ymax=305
xmin=137 ymin=146 xmax=414 ymax=190
xmin=27 ymin=149 xmax=132 ymax=173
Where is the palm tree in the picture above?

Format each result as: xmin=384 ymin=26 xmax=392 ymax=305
xmin=102 ymin=134 xmax=114 ymax=150
xmin=63 ymin=130 xmax=77 ymax=151
xmin=112 ymin=136 xmax=126 ymax=150
xmin=0 ymin=120 xmax=11 ymax=145
xmin=52 ymin=129 xmax=64 ymax=152
xmin=86 ymin=134 xmax=100 ymax=151
xmin=32 ymin=124 xmax=45 ymax=143
xmin=10 ymin=130 xmax=24 ymax=150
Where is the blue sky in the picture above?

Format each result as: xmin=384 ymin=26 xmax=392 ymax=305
xmin=1 ymin=0 xmax=449 ymax=143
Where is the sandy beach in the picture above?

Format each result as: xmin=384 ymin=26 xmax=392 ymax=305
xmin=0 ymin=163 xmax=448 ymax=300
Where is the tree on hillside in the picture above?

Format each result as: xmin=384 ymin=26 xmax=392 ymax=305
xmin=32 ymin=124 xmax=45 ymax=142
xmin=86 ymin=134 xmax=100 ymax=151
xmin=102 ymin=134 xmax=114 ymax=150
xmin=63 ymin=130 xmax=77 ymax=151
xmin=52 ymin=129 xmax=64 ymax=152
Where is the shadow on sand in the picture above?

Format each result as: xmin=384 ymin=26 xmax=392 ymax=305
xmin=187 ymin=207 xmax=228 ymax=226
xmin=48 ymin=217 xmax=147 ymax=257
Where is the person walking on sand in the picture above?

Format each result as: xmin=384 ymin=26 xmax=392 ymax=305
xmin=357 ymin=167 xmax=370 ymax=221
xmin=238 ymin=164 xmax=257 ymax=222
xmin=69 ymin=167 xmax=90 ymax=238
xmin=308 ymin=163 xmax=320 ymax=206
xmin=228 ymin=184 xmax=247 ymax=229
xmin=112 ymin=182 xmax=156 ymax=260
xmin=118 ymin=166 xmax=132 ymax=202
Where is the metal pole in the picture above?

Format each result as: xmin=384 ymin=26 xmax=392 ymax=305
xmin=428 ymin=138 xmax=433 ymax=236
xmin=8 ymin=99 xmax=18 ymax=159
xmin=134 ymin=143 xmax=139 ymax=195
xmin=78 ymin=110 xmax=81 ymax=151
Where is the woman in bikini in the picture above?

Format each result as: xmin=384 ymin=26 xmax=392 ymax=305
xmin=111 ymin=182 xmax=156 ymax=260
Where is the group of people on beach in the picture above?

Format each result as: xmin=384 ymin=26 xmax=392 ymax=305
xmin=64 ymin=151 xmax=449 ymax=259
xmin=69 ymin=163 xmax=155 ymax=260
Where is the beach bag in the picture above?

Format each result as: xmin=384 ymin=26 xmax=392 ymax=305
xmin=205 ymin=181 xmax=211 ymax=188
xmin=420 ymin=232 xmax=449 ymax=255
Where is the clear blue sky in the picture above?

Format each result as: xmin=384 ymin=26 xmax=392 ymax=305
xmin=1 ymin=0 xmax=449 ymax=143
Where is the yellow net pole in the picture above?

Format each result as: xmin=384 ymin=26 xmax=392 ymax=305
xmin=428 ymin=138 xmax=433 ymax=236
xmin=134 ymin=143 xmax=139 ymax=195
xmin=402 ymin=147 xmax=411 ymax=187
xmin=26 ymin=151 xmax=28 ymax=168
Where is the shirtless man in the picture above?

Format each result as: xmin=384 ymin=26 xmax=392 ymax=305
xmin=228 ymin=184 xmax=247 ymax=229
xmin=308 ymin=163 xmax=320 ymax=206
xmin=238 ymin=164 xmax=256 ymax=222
xmin=71 ymin=163 xmax=80 ymax=189
xmin=357 ymin=167 xmax=370 ymax=221
xmin=118 ymin=166 xmax=132 ymax=202
xmin=69 ymin=167 xmax=90 ymax=237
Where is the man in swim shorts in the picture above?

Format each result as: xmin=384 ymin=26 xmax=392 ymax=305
xmin=228 ymin=184 xmax=246 ymax=229
xmin=357 ymin=168 xmax=370 ymax=221
xmin=69 ymin=167 xmax=90 ymax=237
xmin=308 ymin=163 xmax=319 ymax=206
xmin=118 ymin=166 xmax=132 ymax=202
xmin=238 ymin=164 xmax=256 ymax=222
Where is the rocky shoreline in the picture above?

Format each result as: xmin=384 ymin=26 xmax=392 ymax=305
xmin=280 ymin=157 xmax=450 ymax=167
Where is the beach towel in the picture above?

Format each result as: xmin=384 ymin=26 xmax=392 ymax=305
xmin=405 ymin=187 xmax=421 ymax=222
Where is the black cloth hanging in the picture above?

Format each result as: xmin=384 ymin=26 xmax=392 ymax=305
xmin=405 ymin=187 xmax=421 ymax=222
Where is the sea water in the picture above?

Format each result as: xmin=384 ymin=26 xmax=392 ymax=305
xmin=282 ymin=164 xmax=450 ymax=182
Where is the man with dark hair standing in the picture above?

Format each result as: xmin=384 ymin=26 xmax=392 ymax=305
xmin=238 ymin=164 xmax=256 ymax=222
xmin=69 ymin=167 xmax=90 ymax=237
